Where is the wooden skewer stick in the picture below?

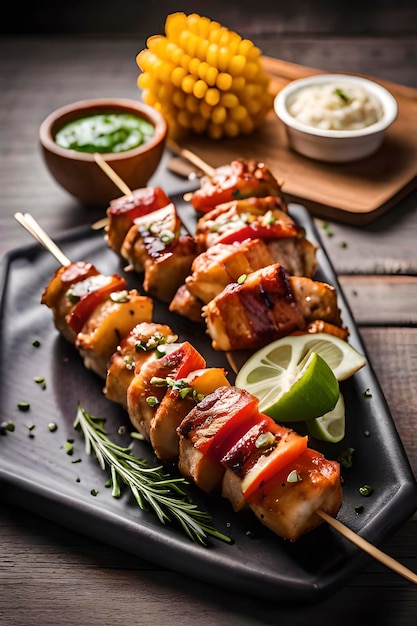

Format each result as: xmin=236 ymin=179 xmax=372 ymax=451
xmin=90 ymin=153 xmax=135 ymax=231
xmin=14 ymin=213 xmax=417 ymax=586
xmin=167 ymin=139 xmax=217 ymax=178
xmin=316 ymin=509 xmax=417 ymax=584
xmin=93 ymin=152 xmax=133 ymax=197
xmin=14 ymin=212 xmax=71 ymax=267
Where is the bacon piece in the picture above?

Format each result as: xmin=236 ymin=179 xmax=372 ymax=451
xmin=104 ymin=322 xmax=178 ymax=408
xmin=203 ymin=264 xmax=305 ymax=351
xmin=105 ymin=187 xmax=170 ymax=254
xmin=189 ymin=159 xmax=283 ymax=214
xmin=305 ymin=320 xmax=349 ymax=340
xmin=176 ymin=387 xmax=260 ymax=492
xmin=203 ymin=264 xmax=347 ymax=351
xmin=120 ymin=203 xmax=197 ymax=303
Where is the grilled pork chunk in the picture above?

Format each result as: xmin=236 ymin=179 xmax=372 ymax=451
xmin=104 ymin=322 xmax=178 ymax=408
xmin=203 ymin=264 xmax=346 ymax=351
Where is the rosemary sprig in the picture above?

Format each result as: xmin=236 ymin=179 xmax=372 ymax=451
xmin=73 ymin=404 xmax=232 ymax=546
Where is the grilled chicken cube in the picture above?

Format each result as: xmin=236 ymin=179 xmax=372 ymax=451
xmin=104 ymin=322 xmax=178 ymax=408
xmin=121 ymin=203 xmax=197 ymax=303
xmin=169 ymin=284 xmax=204 ymax=322
xmin=127 ymin=341 xmax=206 ymax=440
xmin=185 ymin=239 xmax=275 ymax=305
xmin=244 ymin=448 xmax=342 ymax=541
xmin=150 ymin=367 xmax=230 ymax=463
xmin=75 ymin=290 xmax=153 ymax=378
xmin=189 ymin=159 xmax=283 ymax=214
xmin=267 ymin=237 xmax=317 ymax=278
xmin=290 ymin=275 xmax=344 ymax=328
xmin=105 ymin=186 xmax=170 ymax=254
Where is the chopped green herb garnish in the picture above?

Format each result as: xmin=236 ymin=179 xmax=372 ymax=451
xmin=0 ymin=421 xmax=15 ymax=434
xmin=363 ymin=388 xmax=373 ymax=398
xmin=334 ymin=88 xmax=349 ymax=103
xmin=338 ymin=447 xmax=355 ymax=469
xmin=48 ymin=422 xmax=58 ymax=432
xmin=322 ymin=222 xmax=334 ymax=237
xmin=34 ymin=376 xmax=46 ymax=390
xmin=65 ymin=440 xmax=74 ymax=455
xmin=17 ymin=402 xmax=30 ymax=412
xmin=32 ymin=339 xmax=41 ymax=348
xmin=359 ymin=484 xmax=373 ymax=497
xmin=74 ymin=404 xmax=232 ymax=545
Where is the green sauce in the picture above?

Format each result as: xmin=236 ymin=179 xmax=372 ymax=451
xmin=54 ymin=113 xmax=155 ymax=154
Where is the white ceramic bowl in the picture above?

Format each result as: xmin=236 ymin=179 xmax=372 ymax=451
xmin=274 ymin=74 xmax=397 ymax=163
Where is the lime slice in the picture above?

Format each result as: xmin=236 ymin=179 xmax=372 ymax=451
xmin=235 ymin=332 xmax=366 ymax=422
xmin=307 ymin=394 xmax=346 ymax=443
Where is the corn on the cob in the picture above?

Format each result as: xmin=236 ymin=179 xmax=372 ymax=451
xmin=136 ymin=12 xmax=274 ymax=140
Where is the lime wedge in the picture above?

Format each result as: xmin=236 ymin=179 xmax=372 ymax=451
xmin=252 ymin=351 xmax=339 ymax=421
xmin=307 ymin=394 xmax=346 ymax=443
xmin=235 ymin=332 xmax=366 ymax=424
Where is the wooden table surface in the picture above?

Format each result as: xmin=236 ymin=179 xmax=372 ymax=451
xmin=1 ymin=3 xmax=417 ymax=624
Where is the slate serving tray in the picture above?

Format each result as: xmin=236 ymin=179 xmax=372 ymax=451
xmin=1 ymin=199 xmax=416 ymax=604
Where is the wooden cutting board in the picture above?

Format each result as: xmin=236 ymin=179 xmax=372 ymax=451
xmin=181 ymin=57 xmax=417 ymax=225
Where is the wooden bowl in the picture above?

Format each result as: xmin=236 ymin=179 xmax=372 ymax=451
xmin=39 ymin=98 xmax=168 ymax=207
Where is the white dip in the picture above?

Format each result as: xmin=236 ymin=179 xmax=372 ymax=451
xmin=287 ymin=82 xmax=384 ymax=131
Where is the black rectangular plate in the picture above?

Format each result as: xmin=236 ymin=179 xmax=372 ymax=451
xmin=1 ymin=199 xmax=416 ymax=604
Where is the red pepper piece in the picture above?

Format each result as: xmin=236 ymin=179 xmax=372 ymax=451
xmin=159 ymin=341 xmax=206 ymax=380
xmin=107 ymin=186 xmax=171 ymax=219
xmin=68 ymin=274 xmax=127 ymax=333
xmin=215 ymin=219 xmax=302 ymax=245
